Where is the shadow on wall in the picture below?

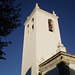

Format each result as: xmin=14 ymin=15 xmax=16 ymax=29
xmin=25 ymin=66 xmax=75 ymax=75
xmin=70 ymin=68 xmax=75 ymax=75
xmin=45 ymin=66 xmax=59 ymax=75
xmin=44 ymin=67 xmax=75 ymax=75
xmin=26 ymin=67 xmax=31 ymax=75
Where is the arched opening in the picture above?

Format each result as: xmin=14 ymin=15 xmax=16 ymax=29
xmin=32 ymin=18 xmax=34 ymax=30
xmin=32 ymin=18 xmax=34 ymax=22
xmin=32 ymin=24 xmax=34 ymax=30
xmin=27 ymin=24 xmax=29 ymax=34
xmin=48 ymin=19 xmax=53 ymax=32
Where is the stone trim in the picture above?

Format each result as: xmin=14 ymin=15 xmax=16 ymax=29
xmin=39 ymin=51 xmax=75 ymax=73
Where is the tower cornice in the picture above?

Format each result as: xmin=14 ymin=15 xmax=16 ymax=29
xmin=39 ymin=51 xmax=75 ymax=73
xmin=24 ymin=4 xmax=59 ymax=26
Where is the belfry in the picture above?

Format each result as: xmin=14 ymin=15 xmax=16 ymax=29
xmin=21 ymin=3 xmax=75 ymax=75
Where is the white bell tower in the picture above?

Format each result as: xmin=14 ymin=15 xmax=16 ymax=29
xmin=21 ymin=3 xmax=66 ymax=75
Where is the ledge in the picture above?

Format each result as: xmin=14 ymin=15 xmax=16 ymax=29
xmin=39 ymin=51 xmax=75 ymax=73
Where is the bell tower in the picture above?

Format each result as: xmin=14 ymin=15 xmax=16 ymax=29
xmin=21 ymin=3 xmax=66 ymax=75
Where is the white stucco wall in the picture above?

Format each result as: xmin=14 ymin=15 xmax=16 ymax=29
xmin=21 ymin=12 xmax=36 ymax=75
xmin=35 ymin=8 xmax=62 ymax=73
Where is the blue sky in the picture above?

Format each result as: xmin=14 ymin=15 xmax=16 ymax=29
xmin=0 ymin=0 xmax=75 ymax=75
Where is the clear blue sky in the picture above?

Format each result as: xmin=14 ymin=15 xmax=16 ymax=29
xmin=0 ymin=0 xmax=75 ymax=75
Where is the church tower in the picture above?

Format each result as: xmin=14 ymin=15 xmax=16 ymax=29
xmin=21 ymin=3 xmax=66 ymax=75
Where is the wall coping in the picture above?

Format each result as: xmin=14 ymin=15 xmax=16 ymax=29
xmin=39 ymin=51 xmax=75 ymax=73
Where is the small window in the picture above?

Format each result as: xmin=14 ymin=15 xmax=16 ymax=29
xmin=32 ymin=18 xmax=34 ymax=22
xmin=48 ymin=19 xmax=53 ymax=32
xmin=27 ymin=24 xmax=29 ymax=27
xmin=27 ymin=24 xmax=29 ymax=34
xmin=32 ymin=24 xmax=34 ymax=30
xmin=32 ymin=18 xmax=34 ymax=31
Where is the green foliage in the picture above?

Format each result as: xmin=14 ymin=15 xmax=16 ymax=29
xmin=0 ymin=0 xmax=21 ymax=60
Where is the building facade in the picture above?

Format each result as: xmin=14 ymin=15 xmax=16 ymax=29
xmin=21 ymin=3 xmax=75 ymax=75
